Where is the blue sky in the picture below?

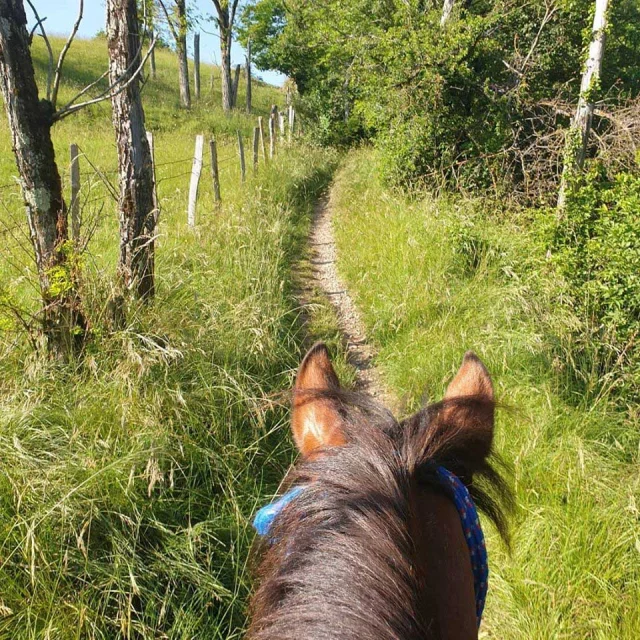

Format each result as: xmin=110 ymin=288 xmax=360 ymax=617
xmin=25 ymin=0 xmax=286 ymax=87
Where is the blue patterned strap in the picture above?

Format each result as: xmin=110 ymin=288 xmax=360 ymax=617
xmin=435 ymin=466 xmax=488 ymax=627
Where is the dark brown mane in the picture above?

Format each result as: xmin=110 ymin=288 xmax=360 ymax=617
xmin=247 ymin=390 xmax=514 ymax=640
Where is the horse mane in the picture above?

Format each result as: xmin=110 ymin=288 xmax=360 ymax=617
xmin=247 ymin=389 xmax=514 ymax=640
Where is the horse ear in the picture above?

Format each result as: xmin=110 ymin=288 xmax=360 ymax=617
xmin=436 ymin=352 xmax=495 ymax=473
xmin=444 ymin=351 xmax=494 ymax=403
xmin=291 ymin=343 xmax=346 ymax=457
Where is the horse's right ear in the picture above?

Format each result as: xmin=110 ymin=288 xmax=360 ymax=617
xmin=291 ymin=343 xmax=346 ymax=458
xmin=429 ymin=352 xmax=495 ymax=481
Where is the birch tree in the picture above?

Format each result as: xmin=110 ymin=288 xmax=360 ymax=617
xmin=107 ymin=0 xmax=156 ymax=300
xmin=211 ymin=0 xmax=240 ymax=113
xmin=441 ymin=0 xmax=455 ymax=26
xmin=558 ymin=0 xmax=609 ymax=208
xmin=158 ymin=0 xmax=191 ymax=108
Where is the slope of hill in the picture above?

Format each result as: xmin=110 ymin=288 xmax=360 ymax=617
xmin=0 ymin=36 xmax=344 ymax=638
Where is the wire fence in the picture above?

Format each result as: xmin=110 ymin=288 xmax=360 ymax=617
xmin=0 ymin=106 xmax=298 ymax=241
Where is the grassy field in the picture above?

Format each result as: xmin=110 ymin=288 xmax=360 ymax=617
xmin=0 ymin=37 xmax=348 ymax=638
xmin=332 ymin=149 xmax=640 ymax=639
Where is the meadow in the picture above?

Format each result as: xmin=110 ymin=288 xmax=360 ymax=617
xmin=0 ymin=37 xmax=344 ymax=638
xmin=332 ymin=149 xmax=640 ymax=639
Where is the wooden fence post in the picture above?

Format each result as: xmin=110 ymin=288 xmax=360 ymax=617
xmin=232 ymin=63 xmax=241 ymax=108
xmin=188 ymin=134 xmax=204 ymax=226
xmin=288 ymin=106 xmax=295 ymax=144
xmin=278 ymin=112 xmax=285 ymax=142
xmin=269 ymin=114 xmax=276 ymax=159
xmin=146 ymin=131 xmax=159 ymax=223
xmin=258 ymin=116 xmax=267 ymax=161
xmin=252 ymin=126 xmax=259 ymax=173
xmin=193 ymin=33 xmax=201 ymax=100
xmin=210 ymin=137 xmax=221 ymax=203
xmin=237 ymin=131 xmax=246 ymax=183
xmin=70 ymin=143 xmax=80 ymax=243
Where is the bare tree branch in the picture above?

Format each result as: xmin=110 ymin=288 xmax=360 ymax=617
xmin=157 ymin=0 xmax=180 ymax=43
xmin=62 ymin=69 xmax=109 ymax=108
xmin=52 ymin=36 xmax=157 ymax=123
xmin=25 ymin=0 xmax=53 ymax=100
xmin=28 ymin=15 xmax=46 ymax=41
xmin=50 ymin=0 xmax=84 ymax=109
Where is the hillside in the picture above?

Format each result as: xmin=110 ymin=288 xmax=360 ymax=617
xmin=0 ymin=35 xmax=343 ymax=639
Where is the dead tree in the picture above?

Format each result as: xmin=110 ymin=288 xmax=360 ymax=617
xmin=558 ymin=0 xmax=609 ymax=208
xmin=210 ymin=0 xmax=240 ymax=113
xmin=0 ymin=0 xmax=88 ymax=357
xmin=107 ymin=0 xmax=156 ymax=300
xmin=157 ymin=0 xmax=191 ymax=109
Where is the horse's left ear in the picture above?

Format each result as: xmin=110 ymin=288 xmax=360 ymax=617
xmin=291 ymin=343 xmax=346 ymax=458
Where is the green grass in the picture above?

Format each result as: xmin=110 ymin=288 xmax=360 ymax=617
xmin=0 ymin=37 xmax=348 ymax=638
xmin=332 ymin=148 xmax=640 ymax=639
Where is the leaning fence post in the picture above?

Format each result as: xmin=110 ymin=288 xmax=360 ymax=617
xmin=288 ymin=106 xmax=295 ymax=143
xmin=237 ymin=131 xmax=246 ymax=183
xmin=258 ymin=116 xmax=267 ymax=161
xmin=188 ymin=134 xmax=204 ymax=226
xmin=146 ymin=131 xmax=159 ymax=224
xmin=70 ymin=143 xmax=80 ymax=243
xmin=252 ymin=126 xmax=259 ymax=174
xmin=209 ymin=137 xmax=221 ymax=203
xmin=278 ymin=112 xmax=285 ymax=143
xmin=269 ymin=114 xmax=276 ymax=159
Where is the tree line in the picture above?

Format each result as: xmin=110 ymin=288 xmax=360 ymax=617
xmin=0 ymin=0 xmax=252 ymax=358
xmin=240 ymin=0 xmax=639 ymax=197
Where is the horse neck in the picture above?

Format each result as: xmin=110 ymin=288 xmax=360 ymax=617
xmin=409 ymin=485 xmax=479 ymax=639
xmin=249 ymin=481 xmax=479 ymax=640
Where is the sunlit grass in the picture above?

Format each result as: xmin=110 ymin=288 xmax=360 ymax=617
xmin=0 ymin=36 xmax=345 ymax=638
xmin=332 ymin=148 xmax=640 ymax=639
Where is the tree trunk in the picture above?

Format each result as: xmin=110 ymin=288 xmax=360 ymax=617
xmin=245 ymin=39 xmax=252 ymax=113
xmin=558 ymin=0 xmax=609 ymax=208
xmin=220 ymin=32 xmax=232 ymax=112
xmin=231 ymin=63 xmax=241 ymax=108
xmin=0 ymin=0 xmax=84 ymax=356
xmin=175 ymin=0 xmax=191 ymax=108
xmin=106 ymin=0 xmax=156 ymax=300
xmin=441 ymin=0 xmax=455 ymax=26
xmin=193 ymin=32 xmax=200 ymax=100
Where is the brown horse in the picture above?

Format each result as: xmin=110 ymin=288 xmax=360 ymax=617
xmin=248 ymin=343 xmax=513 ymax=639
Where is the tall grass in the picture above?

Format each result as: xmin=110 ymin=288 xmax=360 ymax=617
xmin=0 ymin=37 xmax=345 ymax=638
xmin=332 ymin=148 xmax=640 ymax=639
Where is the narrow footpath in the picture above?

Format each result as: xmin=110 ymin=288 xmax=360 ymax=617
xmin=300 ymin=191 xmax=395 ymax=409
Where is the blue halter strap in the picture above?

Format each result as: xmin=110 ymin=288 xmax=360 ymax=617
xmin=253 ymin=466 xmax=488 ymax=627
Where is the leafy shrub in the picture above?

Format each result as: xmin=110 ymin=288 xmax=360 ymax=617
xmin=541 ymin=167 xmax=640 ymax=398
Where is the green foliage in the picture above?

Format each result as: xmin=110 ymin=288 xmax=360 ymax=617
xmin=541 ymin=167 xmax=640 ymax=398
xmin=242 ymin=0 xmax=640 ymax=188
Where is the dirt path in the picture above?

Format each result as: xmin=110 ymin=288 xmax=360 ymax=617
xmin=300 ymin=191 xmax=395 ymax=409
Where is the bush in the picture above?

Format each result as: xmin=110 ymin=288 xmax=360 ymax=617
xmin=542 ymin=167 xmax=640 ymax=398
